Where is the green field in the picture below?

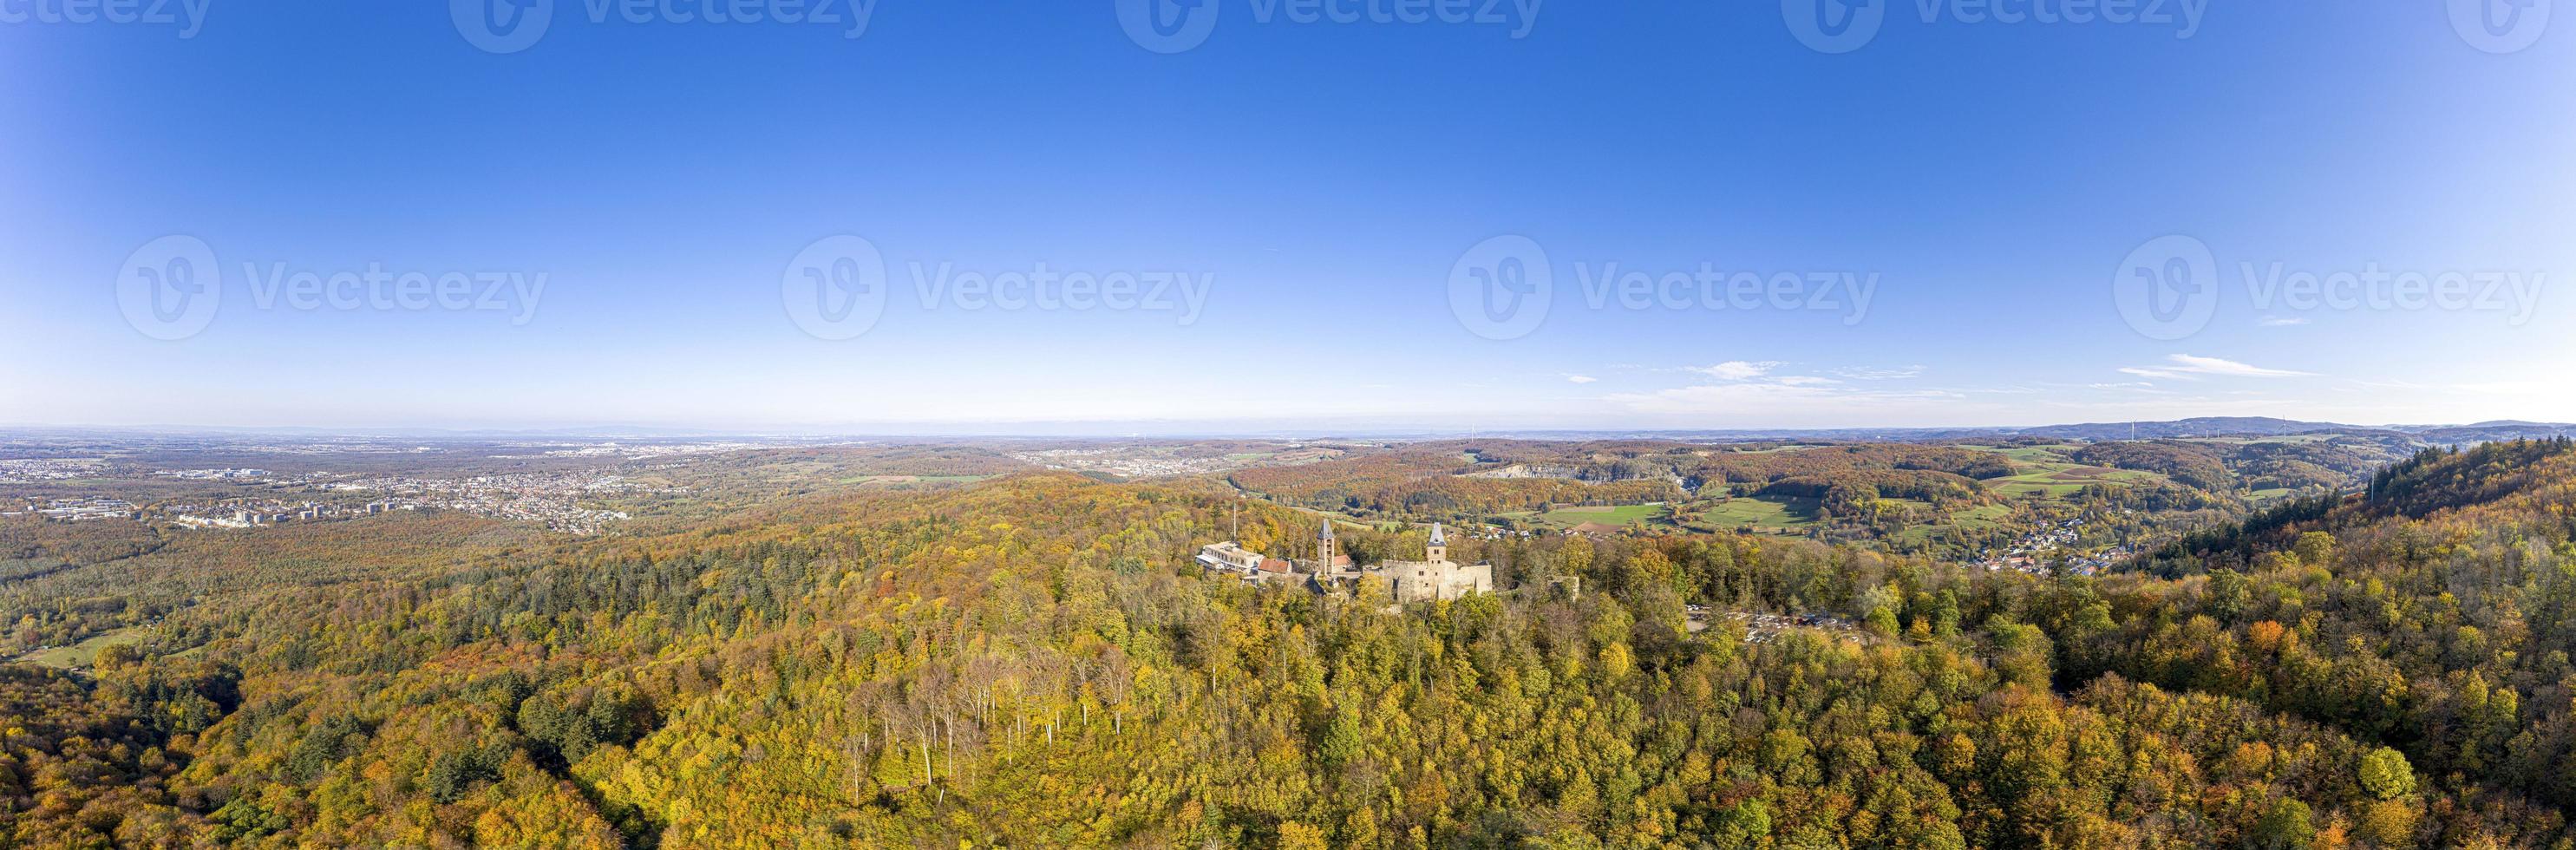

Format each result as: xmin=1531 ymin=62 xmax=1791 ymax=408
xmin=1964 ymin=446 xmax=2163 ymax=498
xmin=1697 ymin=496 xmax=1821 ymax=532
xmin=1894 ymin=503 xmax=2018 ymax=546
xmin=15 ymin=626 xmax=145 ymax=669
xmin=1952 ymin=503 xmax=2015 ymax=528
xmin=1505 ymin=503 xmax=1670 ymax=529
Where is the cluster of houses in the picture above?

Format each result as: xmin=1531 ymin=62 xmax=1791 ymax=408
xmin=4 ymin=498 xmax=139 ymax=522
xmin=1973 ymin=518 xmax=2129 ymax=577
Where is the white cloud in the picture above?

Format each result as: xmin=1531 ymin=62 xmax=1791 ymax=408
xmin=1566 ymin=375 xmax=1599 ymax=384
xmin=1690 ymin=361 xmax=1782 ymax=381
xmin=2122 ymin=355 xmax=2315 ymax=381
xmin=2167 ymin=354 xmax=2315 ymax=377
xmin=2259 ymin=316 xmax=2311 ymax=327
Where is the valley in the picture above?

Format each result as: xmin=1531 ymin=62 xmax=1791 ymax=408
xmin=4 ymin=423 xmax=2572 ymax=846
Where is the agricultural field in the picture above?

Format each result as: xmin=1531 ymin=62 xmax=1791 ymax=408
xmin=1697 ymin=495 xmax=1822 ymax=533
xmin=1893 ymin=503 xmax=2018 ymax=546
xmin=12 ymin=624 xmax=145 ymax=669
xmin=1502 ymin=502 xmax=1670 ymax=530
xmin=1961 ymin=445 xmax=2167 ymax=498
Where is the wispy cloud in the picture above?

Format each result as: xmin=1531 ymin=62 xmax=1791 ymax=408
xmin=1690 ymin=361 xmax=1782 ymax=381
xmin=1566 ymin=375 xmax=1599 ymax=384
xmin=2168 ymin=354 xmax=2315 ymax=377
xmin=2122 ymin=354 xmax=2316 ymax=381
xmin=2259 ymin=316 xmax=2311 ymax=327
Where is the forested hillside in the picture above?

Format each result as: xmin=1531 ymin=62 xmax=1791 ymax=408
xmin=4 ymin=441 xmax=2576 ymax=847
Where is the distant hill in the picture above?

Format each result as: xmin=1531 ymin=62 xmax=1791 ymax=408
xmin=2014 ymin=417 xmax=2381 ymax=441
xmin=1483 ymin=417 xmax=2575 ymax=446
xmin=2384 ymin=421 xmax=2576 ymax=444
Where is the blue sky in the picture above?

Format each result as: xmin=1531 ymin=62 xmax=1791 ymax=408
xmin=2 ymin=1 xmax=2570 ymax=433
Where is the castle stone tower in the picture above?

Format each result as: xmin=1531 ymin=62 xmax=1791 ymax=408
xmin=1317 ymin=519 xmax=1337 ymax=571
xmin=1427 ymin=522 xmax=1448 ymax=564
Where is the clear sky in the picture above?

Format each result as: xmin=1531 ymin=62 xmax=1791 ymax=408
xmin=2 ymin=1 xmax=2570 ymax=433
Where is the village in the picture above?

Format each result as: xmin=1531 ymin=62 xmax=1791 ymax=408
xmin=1971 ymin=517 xmax=2134 ymax=577
xmin=323 ymin=472 xmax=654 ymax=535
xmin=164 ymin=498 xmax=408 ymax=529
xmin=2 ymin=467 xmax=660 ymax=536
xmin=3 ymin=497 xmax=141 ymax=522
xmin=0 ymin=457 xmax=108 ymax=483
